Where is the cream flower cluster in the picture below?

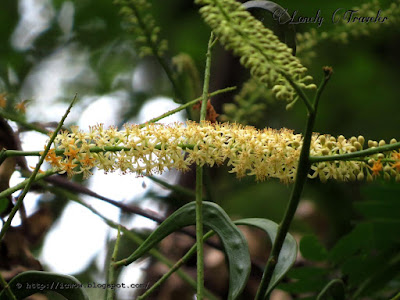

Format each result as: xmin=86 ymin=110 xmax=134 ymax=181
xmin=45 ymin=122 xmax=400 ymax=183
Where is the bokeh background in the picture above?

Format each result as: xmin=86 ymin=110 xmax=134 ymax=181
xmin=1 ymin=0 xmax=399 ymax=299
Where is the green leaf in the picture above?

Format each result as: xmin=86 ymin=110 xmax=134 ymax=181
xmin=300 ymin=235 xmax=328 ymax=262
xmin=120 ymin=201 xmax=251 ymax=300
xmin=0 ymin=271 xmax=88 ymax=300
xmin=317 ymin=279 xmax=345 ymax=300
xmin=243 ymin=0 xmax=297 ymax=54
xmin=234 ymin=218 xmax=297 ymax=295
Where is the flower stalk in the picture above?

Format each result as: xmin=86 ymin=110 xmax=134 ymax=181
xmin=137 ymin=230 xmax=216 ymax=300
xmin=106 ymin=225 xmax=121 ymax=300
xmin=139 ymin=86 xmax=236 ymax=128
xmin=255 ymin=67 xmax=332 ymax=299
xmin=195 ymin=31 xmax=215 ymax=300
xmin=0 ymin=272 xmax=17 ymax=300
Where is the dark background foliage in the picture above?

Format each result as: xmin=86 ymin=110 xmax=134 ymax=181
xmin=0 ymin=0 xmax=399 ymax=299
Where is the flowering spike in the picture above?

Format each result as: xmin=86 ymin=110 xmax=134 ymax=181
xmin=195 ymin=0 xmax=316 ymax=103
xmin=44 ymin=122 xmax=400 ymax=183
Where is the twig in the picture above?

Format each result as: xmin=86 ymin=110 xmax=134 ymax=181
xmin=106 ymin=225 xmax=121 ymax=300
xmin=0 ymin=169 xmax=57 ymax=199
xmin=255 ymin=68 xmax=331 ymax=299
xmin=195 ymin=31 xmax=215 ymax=300
xmin=0 ymin=272 xmax=17 ymax=300
xmin=137 ymin=230 xmax=216 ymax=300
xmin=138 ymin=86 xmax=236 ymax=128
xmin=280 ymin=71 xmax=314 ymax=113
xmin=48 ymin=186 xmax=219 ymax=300
xmin=310 ymin=141 xmax=400 ymax=163
xmin=0 ymin=110 xmax=49 ymax=134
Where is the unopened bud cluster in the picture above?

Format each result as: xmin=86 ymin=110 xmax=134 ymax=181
xmin=195 ymin=0 xmax=316 ymax=103
xmin=45 ymin=122 xmax=400 ymax=183
xmin=115 ymin=0 xmax=168 ymax=57
xmin=309 ymin=135 xmax=400 ymax=182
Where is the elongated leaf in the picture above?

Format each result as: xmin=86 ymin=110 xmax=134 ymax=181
xmin=317 ymin=279 xmax=345 ymax=300
xmin=234 ymin=218 xmax=297 ymax=295
xmin=0 ymin=271 xmax=88 ymax=300
xmin=121 ymin=201 xmax=250 ymax=300
xmin=243 ymin=0 xmax=296 ymax=54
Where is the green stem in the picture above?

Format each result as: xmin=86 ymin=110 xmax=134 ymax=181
xmin=314 ymin=67 xmax=332 ymax=109
xmin=119 ymin=227 xmax=219 ymax=300
xmin=0 ymin=169 xmax=56 ymax=199
xmin=0 ymin=95 xmax=77 ymax=242
xmin=0 ymin=110 xmax=49 ymax=134
xmin=44 ymin=184 xmax=218 ymax=300
xmin=255 ymin=110 xmax=314 ymax=300
xmin=280 ymin=71 xmax=314 ymax=113
xmin=195 ymin=165 xmax=204 ymax=300
xmin=200 ymin=33 xmax=214 ymax=121
xmin=106 ymin=226 xmax=121 ymax=300
xmin=194 ymin=31 xmax=215 ymax=300
xmin=137 ymin=230 xmax=216 ymax=300
xmin=138 ymin=86 xmax=235 ymax=128
xmin=310 ymin=141 xmax=400 ymax=163
xmin=120 ymin=230 xmax=218 ymax=300
xmin=255 ymin=68 xmax=331 ymax=300
xmin=2 ymin=139 xmax=399 ymax=167
xmin=0 ymin=272 xmax=17 ymax=300
xmin=390 ymin=292 xmax=400 ymax=300
xmin=316 ymin=279 xmax=344 ymax=300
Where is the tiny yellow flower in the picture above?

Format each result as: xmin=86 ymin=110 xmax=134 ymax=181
xmin=60 ymin=158 xmax=78 ymax=177
xmin=15 ymin=100 xmax=30 ymax=114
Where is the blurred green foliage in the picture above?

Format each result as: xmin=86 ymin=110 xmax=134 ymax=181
xmin=1 ymin=0 xmax=399 ymax=299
